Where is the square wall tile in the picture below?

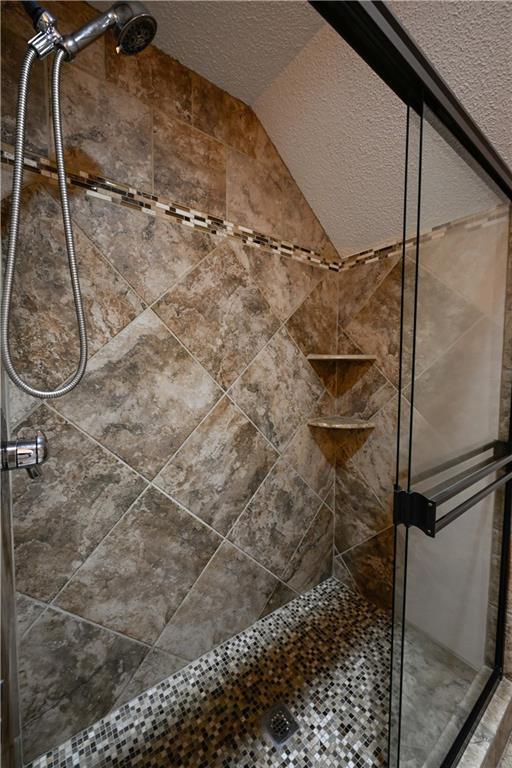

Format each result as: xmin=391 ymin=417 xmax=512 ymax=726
xmin=12 ymin=406 xmax=146 ymax=601
xmin=54 ymin=309 xmax=221 ymax=478
xmin=154 ymin=240 xmax=280 ymax=388
xmin=153 ymin=109 xmax=226 ymax=217
xmin=229 ymin=458 xmax=322 ymax=578
xmin=69 ymin=186 xmax=216 ymax=304
xmin=56 ymin=487 xmax=221 ymax=644
xmin=19 ymin=607 xmax=146 ymax=762
xmin=157 ymin=541 xmax=280 ymax=660
xmin=230 ymin=327 xmax=323 ymax=451
xmin=191 ymin=74 xmax=259 ymax=155
xmin=155 ymin=396 xmax=277 ymax=536
xmin=1 ymin=183 xmax=143 ymax=391
xmin=59 ymin=66 xmax=152 ymax=188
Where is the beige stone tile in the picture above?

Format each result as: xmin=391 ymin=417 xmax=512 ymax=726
xmin=227 ymin=149 xmax=325 ymax=250
xmin=286 ymin=276 xmax=337 ymax=356
xmin=153 ymin=110 xmax=226 ymax=217
xmin=56 ymin=487 xmax=220 ymax=644
xmin=230 ymin=327 xmax=324 ymax=451
xmin=229 ymin=458 xmax=322 ymax=578
xmin=54 ymin=309 xmax=222 ymax=478
xmin=115 ymin=649 xmax=188 ymax=708
xmin=154 ymin=396 xmax=277 ymax=536
xmin=150 ymin=46 xmax=192 ymax=123
xmin=191 ymin=73 xmax=259 ymax=155
xmin=1 ymin=28 xmax=48 ymax=154
xmin=19 ymin=606 xmax=145 ymax=762
xmin=59 ymin=65 xmax=152 ymax=187
xmin=16 ymin=593 xmax=45 ymax=638
xmin=12 ymin=406 xmax=146 ymax=602
xmin=335 ymin=463 xmax=390 ymax=554
xmin=157 ymin=541 xmax=279 ymax=661
xmin=232 ymin=240 xmax=323 ymax=322
xmin=69 ymin=191 xmax=216 ymax=303
xmin=154 ymin=240 xmax=279 ymax=388
xmin=1 ymin=182 xmax=144 ymax=390
xmin=283 ymin=504 xmax=333 ymax=594
xmin=284 ymin=391 xmax=335 ymax=501
xmin=343 ymin=527 xmax=394 ymax=610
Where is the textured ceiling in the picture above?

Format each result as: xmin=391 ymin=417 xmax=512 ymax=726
xmin=91 ymin=0 xmax=511 ymax=254
xmin=91 ymin=0 xmax=323 ymax=103
xmin=391 ymin=1 xmax=512 ymax=170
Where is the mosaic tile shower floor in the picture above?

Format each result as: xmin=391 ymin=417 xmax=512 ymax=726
xmin=27 ymin=579 xmax=390 ymax=768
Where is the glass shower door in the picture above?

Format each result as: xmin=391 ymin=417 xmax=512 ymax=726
xmin=390 ymin=103 xmax=512 ymax=767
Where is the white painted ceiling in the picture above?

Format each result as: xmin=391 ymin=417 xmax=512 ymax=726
xmin=92 ymin=1 xmax=324 ymax=103
xmin=92 ymin=1 xmax=511 ymax=254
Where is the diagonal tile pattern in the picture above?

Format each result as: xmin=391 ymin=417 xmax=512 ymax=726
xmin=154 ymin=240 xmax=280 ymax=388
xmin=156 ymin=540 xmax=280 ymax=661
xmin=229 ymin=458 xmax=322 ymax=577
xmin=19 ymin=606 xmax=146 ymax=763
xmin=55 ymin=486 xmax=221 ymax=644
xmin=68 ymin=190 xmax=216 ymax=304
xmin=12 ymin=405 xmax=146 ymax=602
xmin=1 ymin=182 xmax=144 ymax=391
xmin=53 ymin=309 xmax=222 ymax=478
xmin=230 ymin=328 xmax=324 ymax=451
xmin=154 ymin=396 xmax=277 ymax=536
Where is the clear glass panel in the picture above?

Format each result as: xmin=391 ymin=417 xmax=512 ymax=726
xmin=393 ymin=103 xmax=510 ymax=767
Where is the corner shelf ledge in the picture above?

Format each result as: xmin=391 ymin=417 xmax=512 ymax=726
xmin=307 ymin=354 xmax=377 ymax=362
xmin=308 ymin=417 xmax=376 ymax=430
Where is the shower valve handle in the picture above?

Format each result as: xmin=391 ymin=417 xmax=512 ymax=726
xmin=1 ymin=430 xmax=48 ymax=478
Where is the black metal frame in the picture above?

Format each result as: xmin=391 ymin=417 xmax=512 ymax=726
xmin=310 ymin=1 xmax=512 ymax=200
xmin=309 ymin=2 xmax=512 ymax=767
xmin=394 ymin=445 xmax=512 ymax=537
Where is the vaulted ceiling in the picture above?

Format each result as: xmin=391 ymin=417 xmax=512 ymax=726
xmin=92 ymin=1 xmax=512 ymax=254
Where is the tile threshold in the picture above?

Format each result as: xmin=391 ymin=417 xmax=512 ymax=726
xmin=458 ymin=677 xmax=512 ymax=768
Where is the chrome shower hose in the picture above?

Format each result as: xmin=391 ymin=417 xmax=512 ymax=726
xmin=1 ymin=46 xmax=88 ymax=398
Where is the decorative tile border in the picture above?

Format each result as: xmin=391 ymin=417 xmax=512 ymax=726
xmin=0 ymin=146 xmax=338 ymax=273
xmin=26 ymin=578 xmax=390 ymax=768
xmin=337 ymin=203 xmax=510 ymax=269
xmin=2 ymin=146 xmax=509 ymax=278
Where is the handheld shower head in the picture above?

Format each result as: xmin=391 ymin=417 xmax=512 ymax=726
xmin=58 ymin=1 xmax=157 ymax=60
xmin=113 ymin=2 xmax=157 ymax=55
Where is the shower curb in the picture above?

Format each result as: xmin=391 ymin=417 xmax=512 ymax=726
xmin=459 ymin=678 xmax=512 ymax=768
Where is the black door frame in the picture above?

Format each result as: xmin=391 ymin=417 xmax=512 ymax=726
xmin=309 ymin=2 xmax=512 ymax=766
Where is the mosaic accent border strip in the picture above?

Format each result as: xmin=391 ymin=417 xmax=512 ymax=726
xmin=337 ymin=203 xmax=510 ymax=268
xmin=26 ymin=578 xmax=390 ymax=768
xmin=2 ymin=146 xmax=509 ymax=277
xmin=1 ymin=146 xmax=339 ymax=273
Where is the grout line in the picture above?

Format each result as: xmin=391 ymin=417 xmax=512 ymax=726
xmin=154 ymin=484 xmax=300 ymax=597
xmin=338 ymin=523 xmax=394 ymax=559
xmin=48 ymin=485 xmax=150 ymax=611
xmin=45 ymin=403 xmax=152 ymax=483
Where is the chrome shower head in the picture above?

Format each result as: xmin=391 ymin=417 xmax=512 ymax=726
xmin=112 ymin=2 xmax=157 ymax=55
xmin=58 ymin=1 xmax=157 ymax=60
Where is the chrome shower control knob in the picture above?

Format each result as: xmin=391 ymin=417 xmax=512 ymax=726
xmin=1 ymin=430 xmax=48 ymax=477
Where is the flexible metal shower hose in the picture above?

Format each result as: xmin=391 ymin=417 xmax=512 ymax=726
xmin=1 ymin=46 xmax=88 ymax=398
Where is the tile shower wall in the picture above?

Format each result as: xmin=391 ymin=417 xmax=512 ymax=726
xmin=331 ymin=206 xmax=512 ymax=615
xmin=1 ymin=1 xmax=346 ymax=760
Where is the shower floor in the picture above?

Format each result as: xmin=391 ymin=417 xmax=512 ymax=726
xmin=27 ymin=578 xmax=390 ymax=768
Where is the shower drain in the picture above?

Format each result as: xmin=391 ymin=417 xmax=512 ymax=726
xmin=262 ymin=703 xmax=299 ymax=746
